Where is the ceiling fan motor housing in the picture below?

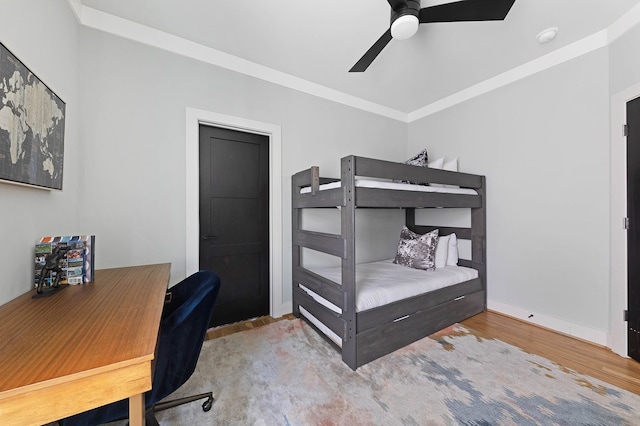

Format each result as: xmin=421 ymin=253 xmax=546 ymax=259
xmin=390 ymin=0 xmax=420 ymax=40
xmin=390 ymin=0 xmax=420 ymax=22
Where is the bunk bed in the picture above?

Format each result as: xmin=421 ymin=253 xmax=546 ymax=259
xmin=291 ymin=155 xmax=486 ymax=370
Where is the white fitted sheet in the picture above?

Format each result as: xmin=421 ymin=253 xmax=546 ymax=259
xmin=300 ymin=178 xmax=478 ymax=196
xmin=301 ymin=259 xmax=478 ymax=313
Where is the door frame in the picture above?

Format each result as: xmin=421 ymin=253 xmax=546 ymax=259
xmin=185 ymin=107 xmax=287 ymax=318
xmin=610 ymin=83 xmax=640 ymax=357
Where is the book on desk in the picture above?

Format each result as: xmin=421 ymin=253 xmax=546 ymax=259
xmin=34 ymin=235 xmax=95 ymax=287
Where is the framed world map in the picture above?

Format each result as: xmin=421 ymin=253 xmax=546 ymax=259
xmin=0 ymin=42 xmax=65 ymax=190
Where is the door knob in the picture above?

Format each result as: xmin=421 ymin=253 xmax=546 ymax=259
xmin=201 ymin=235 xmax=218 ymax=241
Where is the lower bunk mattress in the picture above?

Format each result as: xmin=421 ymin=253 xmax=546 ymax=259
xmin=299 ymin=260 xmax=479 ymax=346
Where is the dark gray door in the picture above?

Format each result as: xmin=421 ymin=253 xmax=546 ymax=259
xmin=627 ymin=96 xmax=640 ymax=363
xmin=199 ymin=125 xmax=269 ymax=327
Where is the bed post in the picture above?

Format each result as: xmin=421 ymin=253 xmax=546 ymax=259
xmin=471 ymin=175 xmax=487 ymax=309
xmin=341 ymin=156 xmax=358 ymax=370
xmin=291 ymin=178 xmax=302 ymax=319
xmin=405 ymin=208 xmax=416 ymax=232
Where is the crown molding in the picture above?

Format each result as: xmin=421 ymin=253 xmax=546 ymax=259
xmin=66 ymin=1 xmax=408 ymax=122
xmin=65 ymin=0 xmax=82 ymax=22
xmin=607 ymin=2 xmax=640 ymax=43
xmin=67 ymin=1 xmax=640 ymax=123
xmin=407 ymin=30 xmax=608 ymax=122
xmin=409 ymin=4 xmax=640 ymax=122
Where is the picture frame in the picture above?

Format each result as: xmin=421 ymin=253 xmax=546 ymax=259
xmin=0 ymin=41 xmax=66 ymax=190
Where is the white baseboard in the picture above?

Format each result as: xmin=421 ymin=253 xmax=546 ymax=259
xmin=273 ymin=301 xmax=292 ymax=319
xmin=487 ymin=299 xmax=608 ymax=347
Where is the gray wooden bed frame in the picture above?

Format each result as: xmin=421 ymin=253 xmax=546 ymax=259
xmin=291 ymin=155 xmax=486 ymax=370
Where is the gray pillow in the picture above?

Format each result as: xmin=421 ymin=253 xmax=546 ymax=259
xmin=393 ymin=227 xmax=439 ymax=271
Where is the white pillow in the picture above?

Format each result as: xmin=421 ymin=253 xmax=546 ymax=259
xmin=446 ymin=233 xmax=459 ymax=266
xmin=430 ymin=157 xmax=458 ymax=187
xmin=443 ymin=157 xmax=458 ymax=172
xmin=443 ymin=157 xmax=459 ymax=188
xmin=435 ymin=234 xmax=450 ymax=268
xmin=428 ymin=157 xmax=444 ymax=169
xmin=428 ymin=157 xmax=445 ymax=187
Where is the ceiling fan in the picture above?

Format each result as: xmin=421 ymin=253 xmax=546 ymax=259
xmin=350 ymin=0 xmax=516 ymax=72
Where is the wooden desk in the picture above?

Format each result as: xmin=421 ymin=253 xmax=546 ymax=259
xmin=0 ymin=263 xmax=170 ymax=426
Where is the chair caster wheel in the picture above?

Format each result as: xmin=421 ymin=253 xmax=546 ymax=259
xmin=202 ymin=395 xmax=214 ymax=412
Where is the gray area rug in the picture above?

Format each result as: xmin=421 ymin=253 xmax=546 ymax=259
xmin=120 ymin=319 xmax=640 ymax=425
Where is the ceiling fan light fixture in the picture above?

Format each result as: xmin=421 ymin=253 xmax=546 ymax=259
xmin=391 ymin=14 xmax=419 ymax=40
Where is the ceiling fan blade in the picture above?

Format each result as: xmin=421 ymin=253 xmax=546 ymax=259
xmin=419 ymin=0 xmax=515 ymax=23
xmin=349 ymin=29 xmax=393 ymax=73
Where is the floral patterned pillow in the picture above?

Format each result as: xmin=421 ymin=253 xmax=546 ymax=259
xmin=393 ymin=227 xmax=439 ymax=271
xmin=396 ymin=148 xmax=429 ymax=184
xmin=405 ymin=148 xmax=429 ymax=167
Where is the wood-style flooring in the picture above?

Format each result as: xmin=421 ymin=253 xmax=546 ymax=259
xmin=206 ymin=314 xmax=295 ymax=340
xmin=462 ymin=311 xmax=640 ymax=395
xmin=206 ymin=310 xmax=640 ymax=395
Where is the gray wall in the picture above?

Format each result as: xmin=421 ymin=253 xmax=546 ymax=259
xmin=408 ymin=48 xmax=611 ymax=335
xmin=0 ymin=0 xmax=81 ymax=305
xmin=75 ymin=26 xmax=408 ymax=287
xmin=611 ymin=24 xmax=640 ymax=95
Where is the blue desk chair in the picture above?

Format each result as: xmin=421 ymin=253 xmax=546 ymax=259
xmin=58 ymin=270 xmax=221 ymax=426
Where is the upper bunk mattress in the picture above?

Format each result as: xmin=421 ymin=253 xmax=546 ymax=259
xmin=303 ymin=259 xmax=478 ymax=313
xmin=300 ymin=178 xmax=478 ymax=195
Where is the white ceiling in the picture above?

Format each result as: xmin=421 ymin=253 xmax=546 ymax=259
xmin=79 ymin=0 xmax=640 ymax=115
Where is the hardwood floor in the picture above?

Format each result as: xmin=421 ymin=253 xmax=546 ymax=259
xmin=206 ymin=314 xmax=295 ymax=340
xmin=462 ymin=311 xmax=640 ymax=395
xmin=206 ymin=310 xmax=640 ymax=395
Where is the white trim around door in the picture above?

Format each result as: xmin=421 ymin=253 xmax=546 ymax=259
xmin=185 ymin=107 xmax=287 ymax=318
